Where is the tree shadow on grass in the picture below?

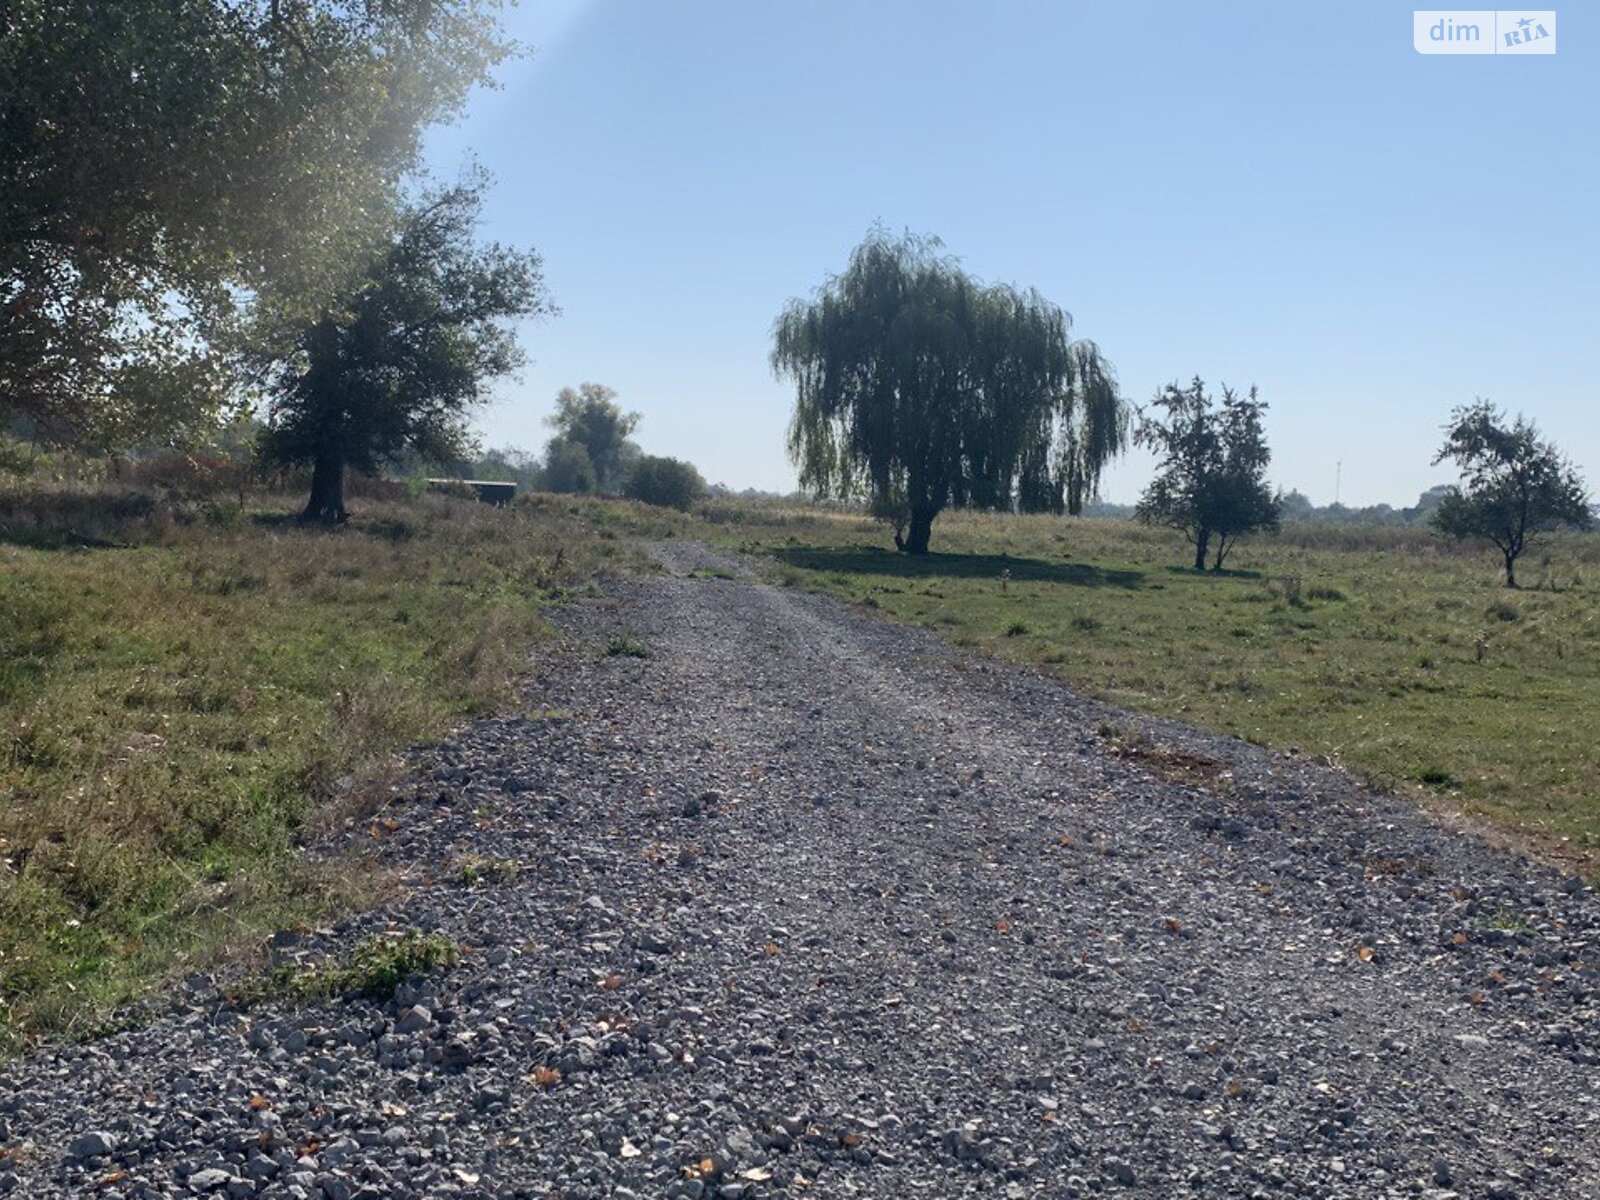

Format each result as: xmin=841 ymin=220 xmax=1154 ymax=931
xmin=774 ymin=545 xmax=1145 ymax=590
xmin=1159 ymin=564 xmax=1265 ymax=581
xmin=0 ymin=488 xmax=154 ymax=551
xmin=250 ymin=511 xmax=418 ymax=542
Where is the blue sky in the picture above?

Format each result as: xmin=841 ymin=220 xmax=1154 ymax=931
xmin=425 ymin=2 xmax=1596 ymax=506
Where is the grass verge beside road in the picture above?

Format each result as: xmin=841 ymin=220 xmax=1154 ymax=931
xmin=0 ymin=488 xmax=673 ymax=1050
xmin=704 ymin=503 xmax=1600 ymax=863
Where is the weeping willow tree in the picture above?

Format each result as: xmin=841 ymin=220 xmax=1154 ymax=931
xmin=773 ymin=230 xmax=1127 ymax=554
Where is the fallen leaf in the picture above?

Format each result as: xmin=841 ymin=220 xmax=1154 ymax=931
xmin=532 ymin=1066 xmax=561 ymax=1088
xmin=601 ymin=974 xmax=623 ymax=990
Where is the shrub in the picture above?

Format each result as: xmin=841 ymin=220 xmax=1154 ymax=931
xmin=624 ymin=455 xmax=706 ymax=511
xmin=1486 ymin=598 xmax=1521 ymax=622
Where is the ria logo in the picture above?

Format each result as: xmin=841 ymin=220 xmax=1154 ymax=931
xmin=1501 ymin=13 xmax=1552 ymax=47
xmin=1413 ymin=10 xmax=1557 ymax=54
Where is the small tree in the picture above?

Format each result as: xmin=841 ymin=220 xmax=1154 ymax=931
xmin=544 ymin=383 xmax=640 ymax=493
xmin=1135 ymin=378 xmax=1280 ymax=570
xmin=261 ymin=183 xmax=550 ymax=521
xmin=625 ymin=455 xmax=706 ymax=511
xmin=1431 ymin=400 xmax=1591 ymax=587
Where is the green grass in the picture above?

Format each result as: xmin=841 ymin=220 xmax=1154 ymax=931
xmin=235 ymin=929 xmax=460 ymax=1006
xmin=0 ymin=484 xmax=667 ymax=1050
xmin=701 ymin=502 xmax=1600 ymax=860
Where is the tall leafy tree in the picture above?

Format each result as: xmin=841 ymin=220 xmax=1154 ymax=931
xmin=544 ymin=382 xmax=640 ymax=493
xmin=260 ymin=183 xmax=550 ymax=522
xmin=1135 ymin=378 xmax=1280 ymax=570
xmin=1 ymin=0 xmax=513 ymax=448
xmin=1431 ymin=400 xmax=1591 ymax=587
xmin=772 ymin=229 xmax=1127 ymax=555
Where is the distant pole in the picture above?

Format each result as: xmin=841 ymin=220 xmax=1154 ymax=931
xmin=1335 ymin=460 xmax=1342 ymax=505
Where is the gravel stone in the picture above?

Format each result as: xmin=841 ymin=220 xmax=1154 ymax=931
xmin=2 ymin=540 xmax=1598 ymax=1197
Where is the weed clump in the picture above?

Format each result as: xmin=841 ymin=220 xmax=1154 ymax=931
xmin=245 ymin=930 xmax=460 ymax=1006
xmin=457 ymin=856 xmax=520 ymax=887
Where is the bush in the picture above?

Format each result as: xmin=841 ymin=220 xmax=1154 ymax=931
xmin=624 ymin=455 xmax=706 ymax=512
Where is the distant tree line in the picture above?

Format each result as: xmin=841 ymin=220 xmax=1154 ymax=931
xmin=1276 ymin=487 xmax=1457 ymax=527
xmin=449 ymin=382 xmax=706 ymax=512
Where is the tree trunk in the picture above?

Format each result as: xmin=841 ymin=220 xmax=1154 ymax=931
xmin=303 ymin=454 xmax=348 ymax=523
xmin=902 ymin=506 xmax=935 ymax=556
xmin=1193 ymin=529 xmax=1210 ymax=572
xmin=1504 ymin=549 xmax=1519 ymax=589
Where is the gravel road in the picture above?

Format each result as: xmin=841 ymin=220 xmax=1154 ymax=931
xmin=3 ymin=539 xmax=1598 ymax=1199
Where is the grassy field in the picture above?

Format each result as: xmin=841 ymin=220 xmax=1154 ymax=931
xmin=701 ymin=503 xmax=1600 ymax=863
xmin=0 ymin=483 xmax=676 ymax=1050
